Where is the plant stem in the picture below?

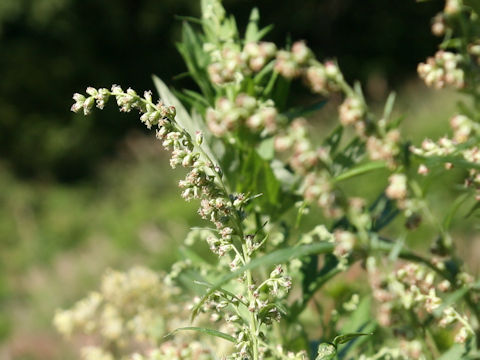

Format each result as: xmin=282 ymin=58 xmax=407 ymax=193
xmin=242 ymin=243 xmax=260 ymax=360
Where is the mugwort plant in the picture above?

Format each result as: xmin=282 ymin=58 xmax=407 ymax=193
xmin=55 ymin=0 xmax=480 ymax=358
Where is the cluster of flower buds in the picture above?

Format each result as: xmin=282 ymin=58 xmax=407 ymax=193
xmin=232 ymin=326 xmax=253 ymax=359
xmin=366 ymin=130 xmax=401 ymax=168
xmin=274 ymin=41 xmax=344 ymax=97
xmin=418 ymin=51 xmax=465 ymax=89
xmin=450 ymin=114 xmax=479 ymax=143
xmin=358 ymin=341 xmax=423 ymax=360
xmin=468 ymin=41 xmax=480 ymax=65
xmin=207 ymin=44 xmax=250 ymax=85
xmin=445 ymin=0 xmax=462 ymax=15
xmin=304 ymin=61 xmax=343 ymax=95
xmin=71 ymin=86 xmax=176 ymax=129
xmin=130 ymin=341 xmax=214 ymax=360
xmin=54 ymin=267 xmax=188 ymax=359
xmin=412 ymin=134 xmax=480 ymax=199
xmin=72 ymin=86 xmax=244 ymax=257
xmin=332 ymin=230 xmax=356 ymax=259
xmin=367 ymin=259 xmax=474 ymax=344
xmin=82 ymin=346 xmax=114 ymax=360
xmin=303 ymin=172 xmax=343 ymax=218
xmin=338 ymin=96 xmax=367 ymax=132
xmin=274 ymin=41 xmax=312 ymax=79
xmin=411 ymin=137 xmax=456 ymax=157
xmin=200 ymin=291 xmax=240 ymax=323
xmin=274 ymin=118 xmax=319 ymax=174
xmin=261 ymin=265 xmax=292 ymax=297
xmin=385 ymin=174 xmax=408 ymax=203
xmin=206 ymin=41 xmax=277 ymax=85
xmin=206 ymin=94 xmax=279 ymax=136
xmin=464 ymin=147 xmax=480 ymax=167
xmin=431 ymin=13 xmax=446 ymax=37
xmin=243 ymin=41 xmax=277 ymax=72
xmin=464 ymin=147 xmax=480 ymax=200
xmin=271 ymin=346 xmax=307 ymax=360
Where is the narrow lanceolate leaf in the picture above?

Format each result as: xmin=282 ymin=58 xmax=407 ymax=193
xmin=443 ymin=192 xmax=469 ymax=230
xmin=164 ymin=327 xmax=236 ymax=343
xmin=245 ymin=7 xmax=260 ymax=42
xmin=332 ymin=332 xmax=372 ymax=346
xmin=191 ymin=242 xmax=334 ymax=320
xmin=332 ymin=161 xmax=386 ymax=183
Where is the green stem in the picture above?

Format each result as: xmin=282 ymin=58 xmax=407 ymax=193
xmin=242 ymin=243 xmax=260 ymax=360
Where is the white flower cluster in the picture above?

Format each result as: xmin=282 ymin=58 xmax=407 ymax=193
xmin=54 ymin=267 xmax=189 ymax=359
xmin=366 ymin=129 xmax=400 ymax=168
xmin=418 ymin=51 xmax=465 ymax=89
xmin=358 ymin=340 xmax=425 ymax=360
xmin=410 ymin=137 xmax=456 ymax=157
xmin=412 ymin=134 xmax=480 ymax=200
xmin=274 ymin=41 xmax=343 ymax=97
xmin=81 ymin=346 xmax=114 ymax=360
xmin=303 ymin=172 xmax=343 ymax=218
xmin=431 ymin=13 xmax=446 ymax=37
xmin=445 ymin=0 xmax=462 ymax=15
xmin=206 ymin=41 xmax=276 ymax=85
xmin=274 ymin=118 xmax=318 ymax=174
xmin=274 ymin=41 xmax=312 ymax=79
xmin=332 ymin=230 xmax=356 ymax=259
xmin=206 ymin=94 xmax=279 ymax=136
xmin=385 ymin=174 xmax=407 ymax=202
xmin=130 ymin=341 xmax=213 ymax=360
xmin=367 ymin=260 xmax=474 ymax=344
xmin=72 ymin=86 xmax=248 ymax=253
xmin=338 ymin=96 xmax=365 ymax=129
xmin=450 ymin=114 xmax=479 ymax=143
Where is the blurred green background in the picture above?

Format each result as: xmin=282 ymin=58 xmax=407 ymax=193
xmin=1 ymin=0 xmax=469 ymax=359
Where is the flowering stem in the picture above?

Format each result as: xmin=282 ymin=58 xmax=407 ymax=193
xmin=242 ymin=242 xmax=260 ymax=360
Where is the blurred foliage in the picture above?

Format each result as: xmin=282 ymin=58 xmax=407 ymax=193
xmin=0 ymin=0 xmax=442 ymax=181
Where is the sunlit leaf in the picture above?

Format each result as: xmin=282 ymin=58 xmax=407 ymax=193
xmin=164 ymin=326 xmax=236 ymax=343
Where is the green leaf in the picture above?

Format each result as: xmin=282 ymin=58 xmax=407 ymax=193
xmin=245 ymin=7 xmax=260 ymax=43
xmin=333 ymin=332 xmax=372 ymax=346
xmin=332 ymin=161 xmax=386 ymax=183
xmin=164 ymin=326 xmax=236 ymax=343
xmin=340 ymin=297 xmax=373 ymax=334
xmin=332 ymin=137 xmax=366 ymax=175
xmin=437 ymin=344 xmax=466 ymax=360
xmin=465 ymin=200 xmax=480 ymax=219
xmin=191 ymin=242 xmax=334 ymax=320
xmin=256 ymin=24 xmax=274 ymax=41
xmin=316 ymin=343 xmax=337 ymax=360
xmin=230 ymin=147 xmax=296 ymax=219
xmin=176 ymin=22 xmax=214 ymax=100
xmin=323 ymin=125 xmax=343 ymax=156
xmin=383 ymin=91 xmax=396 ymax=121
xmin=283 ymin=100 xmax=328 ymax=120
xmin=443 ymin=192 xmax=469 ymax=230
xmin=439 ymin=38 xmax=463 ymax=50
xmin=421 ymin=154 xmax=480 ymax=171
xmin=256 ymin=137 xmax=275 ymax=160
xmin=370 ymin=193 xmax=399 ymax=232
xmin=338 ymin=298 xmax=376 ymax=358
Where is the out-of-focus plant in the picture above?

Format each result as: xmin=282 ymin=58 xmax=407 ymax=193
xmin=55 ymin=0 xmax=480 ymax=358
